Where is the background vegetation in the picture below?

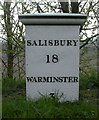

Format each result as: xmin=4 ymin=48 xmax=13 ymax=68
xmin=0 ymin=0 xmax=99 ymax=119
xmin=0 ymin=0 xmax=98 ymax=79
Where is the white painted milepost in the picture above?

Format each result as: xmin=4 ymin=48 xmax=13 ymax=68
xmin=19 ymin=13 xmax=87 ymax=102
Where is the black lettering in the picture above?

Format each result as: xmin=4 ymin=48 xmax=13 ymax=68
xmin=27 ymin=77 xmax=33 ymax=82
xmin=27 ymin=77 xmax=37 ymax=82
xmin=33 ymin=77 xmax=37 ymax=82
xmin=67 ymin=40 xmax=72 ymax=46
xmin=74 ymin=77 xmax=79 ymax=82
xmin=27 ymin=40 xmax=32 ymax=46
xmin=26 ymin=76 xmax=79 ymax=83
xmin=48 ymin=40 xmax=53 ymax=46
xmin=52 ymin=54 xmax=59 ymax=63
xmin=46 ymin=55 xmax=50 ymax=63
xmin=60 ymin=40 xmax=65 ymax=46
xmin=43 ymin=77 xmax=49 ymax=82
xmin=49 ymin=77 xmax=53 ymax=82
xmin=73 ymin=40 xmax=78 ymax=46
xmin=58 ymin=77 xmax=63 ymax=82
xmin=27 ymin=39 xmax=79 ymax=47
xmin=54 ymin=40 xmax=59 ymax=46
xmin=38 ymin=77 xmax=42 ymax=82
xmin=39 ymin=40 xmax=44 ymax=46
xmin=68 ymin=77 xmax=73 ymax=82
xmin=53 ymin=77 xmax=59 ymax=82
xmin=64 ymin=77 xmax=69 ymax=82
xmin=44 ymin=40 xmax=47 ymax=46
xmin=32 ymin=40 xmax=38 ymax=46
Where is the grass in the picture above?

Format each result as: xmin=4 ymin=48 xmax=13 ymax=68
xmin=2 ymin=78 xmax=25 ymax=95
xmin=2 ymin=76 xmax=99 ymax=119
xmin=2 ymin=96 xmax=98 ymax=119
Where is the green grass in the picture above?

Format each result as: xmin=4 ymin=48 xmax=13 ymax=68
xmin=2 ymin=76 xmax=98 ymax=119
xmin=2 ymin=78 xmax=26 ymax=96
xmin=2 ymin=96 xmax=98 ymax=119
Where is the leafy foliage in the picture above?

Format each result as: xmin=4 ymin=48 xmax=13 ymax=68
xmin=0 ymin=0 xmax=98 ymax=79
xmin=80 ymin=69 xmax=98 ymax=90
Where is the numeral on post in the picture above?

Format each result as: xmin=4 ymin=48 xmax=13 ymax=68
xmin=46 ymin=54 xmax=59 ymax=63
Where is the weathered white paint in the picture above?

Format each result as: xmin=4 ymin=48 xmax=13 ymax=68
xmin=19 ymin=13 xmax=87 ymax=102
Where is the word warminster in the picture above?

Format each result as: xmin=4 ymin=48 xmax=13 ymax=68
xmin=27 ymin=76 xmax=79 ymax=83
